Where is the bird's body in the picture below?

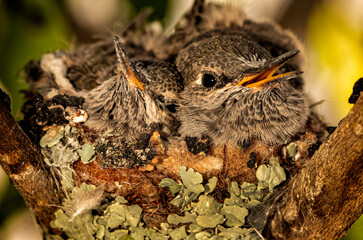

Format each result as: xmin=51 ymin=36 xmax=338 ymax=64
xmin=179 ymin=80 xmax=308 ymax=146
xmin=176 ymin=33 xmax=309 ymax=147
xmin=83 ymin=1 xmax=309 ymax=147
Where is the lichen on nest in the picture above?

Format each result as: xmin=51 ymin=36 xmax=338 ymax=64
xmin=35 ymin=110 xmax=326 ymax=229
xmin=48 ymin=162 xmax=285 ymax=240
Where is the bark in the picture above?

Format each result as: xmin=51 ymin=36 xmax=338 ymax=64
xmin=266 ymin=94 xmax=363 ymax=239
xmin=0 ymin=95 xmax=64 ymax=234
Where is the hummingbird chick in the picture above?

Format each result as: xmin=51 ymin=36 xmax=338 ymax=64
xmin=84 ymin=36 xmax=182 ymax=141
xmin=176 ymin=34 xmax=309 ymax=147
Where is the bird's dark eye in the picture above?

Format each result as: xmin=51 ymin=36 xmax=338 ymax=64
xmin=202 ymin=73 xmax=217 ymax=88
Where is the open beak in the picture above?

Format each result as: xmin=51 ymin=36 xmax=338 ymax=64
xmin=236 ymin=50 xmax=302 ymax=88
xmin=113 ymin=36 xmax=145 ymax=91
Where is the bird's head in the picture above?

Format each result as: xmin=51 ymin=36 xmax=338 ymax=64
xmin=176 ymin=34 xmax=308 ymax=146
xmin=176 ymin=34 xmax=301 ymax=98
xmin=85 ymin=37 xmax=182 ymax=138
xmin=113 ymin=36 xmax=182 ymax=115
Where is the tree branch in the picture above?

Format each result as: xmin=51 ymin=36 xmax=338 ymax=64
xmin=266 ymin=94 xmax=363 ymax=239
xmin=0 ymin=94 xmax=64 ymax=234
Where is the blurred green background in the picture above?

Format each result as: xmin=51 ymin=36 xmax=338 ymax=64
xmin=0 ymin=0 xmax=362 ymax=239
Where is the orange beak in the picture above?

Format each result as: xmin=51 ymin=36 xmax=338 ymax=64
xmin=236 ymin=50 xmax=301 ymax=88
xmin=114 ymin=36 xmax=145 ymax=91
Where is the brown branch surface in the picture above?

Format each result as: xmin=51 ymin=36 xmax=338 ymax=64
xmin=267 ymin=94 xmax=363 ymax=239
xmin=0 ymin=97 xmax=64 ymax=233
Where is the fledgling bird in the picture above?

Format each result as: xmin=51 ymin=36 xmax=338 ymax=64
xmin=176 ymin=34 xmax=309 ymax=147
xmin=84 ymin=36 xmax=182 ymax=141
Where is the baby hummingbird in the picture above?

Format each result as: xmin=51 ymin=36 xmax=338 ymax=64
xmin=84 ymin=36 xmax=182 ymax=141
xmin=176 ymin=33 xmax=309 ymax=148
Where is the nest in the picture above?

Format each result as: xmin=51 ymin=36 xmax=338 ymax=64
xmin=19 ymin=1 xmax=331 ymax=239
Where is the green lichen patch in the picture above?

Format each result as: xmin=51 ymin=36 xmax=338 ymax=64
xmin=60 ymin=167 xmax=74 ymax=190
xmin=217 ymin=225 xmax=254 ymax=240
xmin=204 ymin=176 xmax=218 ymax=194
xmin=49 ymin=161 xmax=286 ymax=239
xmin=196 ymin=213 xmax=224 ymax=228
xmin=40 ymin=126 xmax=65 ymax=148
xmin=51 ymin=208 xmax=98 ymax=240
xmin=286 ymin=142 xmax=298 ymax=158
xmin=159 ymin=178 xmax=181 ymax=195
xmin=179 ymin=166 xmax=204 ymax=194
xmin=221 ymin=205 xmax=248 ymax=227
xmin=240 ymin=182 xmax=264 ymax=201
xmin=167 ymin=212 xmax=197 ymax=225
xmin=192 ymin=195 xmax=221 ymax=215
xmin=169 ymin=226 xmax=187 ymax=240
xmin=41 ymin=126 xmax=81 ymax=168
xmin=77 ymin=143 xmax=96 ymax=163
xmin=159 ymin=165 xmax=285 ymax=238
xmin=49 ymin=183 xmax=144 ymax=240
xmin=256 ymin=157 xmax=286 ymax=191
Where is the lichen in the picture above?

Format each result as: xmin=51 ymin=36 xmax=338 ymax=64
xmin=39 ymin=126 xmax=65 ymax=148
xmin=48 ymin=161 xmax=286 ymax=239
xmin=41 ymin=125 xmax=81 ymax=168
xmin=256 ymin=157 xmax=286 ymax=191
xmin=77 ymin=143 xmax=96 ymax=163
xmin=286 ymin=142 xmax=298 ymax=158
